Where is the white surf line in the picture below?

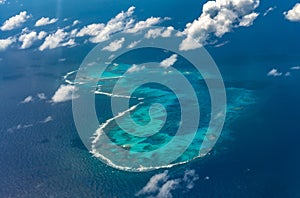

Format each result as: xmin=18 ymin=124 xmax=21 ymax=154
xmin=63 ymin=70 xmax=78 ymax=85
xmin=63 ymin=70 xmax=124 ymax=85
xmin=90 ymin=101 xmax=194 ymax=172
xmin=94 ymin=90 xmax=144 ymax=100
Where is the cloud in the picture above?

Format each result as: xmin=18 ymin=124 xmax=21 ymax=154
xmin=263 ymin=6 xmax=276 ymax=16
xmin=290 ymin=66 xmax=300 ymax=70
xmin=182 ymin=169 xmax=199 ymax=190
xmin=284 ymin=3 xmax=300 ymax=22
xmin=76 ymin=23 xmax=105 ymax=37
xmin=136 ymin=169 xmax=199 ymax=198
xmin=21 ymin=95 xmax=34 ymax=103
xmin=125 ymin=17 xmax=162 ymax=34
xmin=160 ymin=54 xmax=178 ymax=68
xmin=136 ymin=170 xmax=169 ymax=196
xmin=127 ymin=64 xmax=146 ymax=73
xmin=39 ymin=29 xmax=75 ymax=51
xmin=35 ymin=17 xmax=58 ymax=27
xmin=156 ymin=179 xmax=180 ymax=198
xmin=144 ymin=26 xmax=174 ymax=39
xmin=267 ymin=68 xmax=282 ymax=77
xmin=1 ymin=11 xmax=30 ymax=31
xmin=77 ymin=7 xmax=163 ymax=43
xmin=51 ymin=84 xmax=78 ymax=103
xmin=38 ymin=31 xmax=47 ymax=40
xmin=179 ymin=0 xmax=260 ymax=50
xmin=7 ymin=123 xmax=33 ymax=133
xmin=18 ymin=31 xmax=39 ymax=49
xmin=239 ymin=12 xmax=259 ymax=27
xmin=0 ymin=37 xmax=15 ymax=51
xmin=0 ymin=0 xmax=6 ymax=4
xmin=127 ymin=40 xmax=141 ymax=49
xmin=72 ymin=20 xmax=80 ymax=26
xmin=39 ymin=116 xmax=53 ymax=123
xmin=37 ymin=93 xmax=47 ymax=100
xmin=102 ymin=37 xmax=125 ymax=51
xmin=77 ymin=6 xmax=135 ymax=43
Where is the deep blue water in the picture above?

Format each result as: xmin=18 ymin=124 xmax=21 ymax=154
xmin=1 ymin=0 xmax=300 ymax=197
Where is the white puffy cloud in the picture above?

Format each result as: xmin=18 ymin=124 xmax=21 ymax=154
xmin=102 ymin=37 xmax=125 ymax=51
xmin=160 ymin=54 xmax=178 ymax=68
xmin=21 ymin=95 xmax=34 ymax=103
xmin=39 ymin=29 xmax=75 ymax=51
xmin=77 ymin=6 xmax=135 ymax=43
xmin=35 ymin=17 xmax=58 ymax=27
xmin=72 ymin=20 xmax=80 ymax=26
xmin=77 ymin=7 xmax=163 ymax=43
xmin=125 ymin=17 xmax=162 ymax=34
xmin=51 ymin=84 xmax=78 ymax=103
xmin=145 ymin=26 xmax=174 ymax=39
xmin=38 ymin=31 xmax=47 ymax=40
xmin=0 ymin=37 xmax=15 ymax=51
xmin=180 ymin=0 xmax=260 ymax=51
xmin=0 ymin=0 xmax=6 ymax=4
xmin=18 ymin=31 xmax=38 ymax=49
xmin=76 ymin=23 xmax=105 ymax=37
xmin=284 ymin=3 xmax=300 ymax=22
xmin=1 ymin=11 xmax=30 ymax=31
xmin=267 ymin=68 xmax=282 ymax=77
xmin=239 ymin=12 xmax=259 ymax=26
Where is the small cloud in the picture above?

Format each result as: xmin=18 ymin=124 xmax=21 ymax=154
xmin=37 ymin=93 xmax=47 ymax=100
xmin=21 ymin=96 xmax=34 ymax=104
xmin=285 ymin=72 xmax=291 ymax=77
xmin=7 ymin=123 xmax=33 ymax=133
xmin=136 ymin=170 xmax=169 ymax=196
xmin=1 ymin=11 xmax=30 ymax=31
xmin=0 ymin=37 xmax=16 ymax=51
xmin=0 ymin=0 xmax=6 ymax=5
xmin=239 ymin=12 xmax=259 ymax=27
xmin=144 ymin=26 xmax=174 ymax=39
xmin=125 ymin=16 xmax=162 ymax=34
xmin=267 ymin=68 xmax=282 ymax=77
xmin=136 ymin=169 xmax=199 ymax=198
xmin=127 ymin=64 xmax=145 ymax=73
xmin=214 ymin=41 xmax=229 ymax=48
xmin=72 ymin=20 xmax=80 ymax=26
xmin=102 ymin=37 xmax=125 ymax=52
xmin=160 ymin=54 xmax=178 ymax=68
xmin=156 ymin=179 xmax=180 ymax=198
xmin=39 ymin=116 xmax=53 ymax=123
xmin=182 ymin=169 xmax=199 ymax=190
xmin=290 ymin=66 xmax=300 ymax=70
xmin=58 ymin=58 xmax=66 ymax=62
xmin=35 ymin=17 xmax=58 ymax=27
xmin=284 ymin=3 xmax=300 ymax=22
xmin=127 ymin=40 xmax=141 ymax=49
xmin=38 ymin=31 xmax=47 ymax=40
xmin=263 ymin=6 xmax=276 ymax=16
xmin=51 ymin=84 xmax=79 ymax=103
xmin=18 ymin=31 xmax=39 ymax=49
xmin=39 ymin=29 xmax=74 ymax=51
